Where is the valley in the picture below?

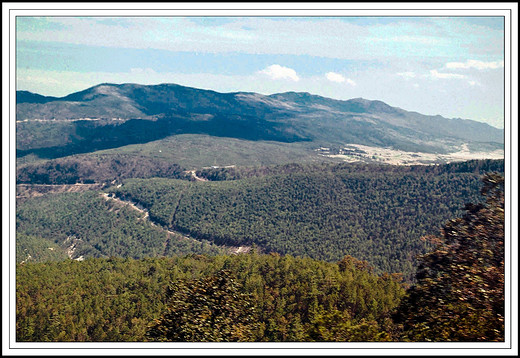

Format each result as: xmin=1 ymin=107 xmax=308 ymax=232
xmin=15 ymin=83 xmax=505 ymax=275
xmin=100 ymin=192 xmax=248 ymax=255
xmin=9 ymin=10 xmax=512 ymax=347
xmin=9 ymin=2 xmax=518 ymax=346
xmin=14 ymin=82 xmax=506 ymax=343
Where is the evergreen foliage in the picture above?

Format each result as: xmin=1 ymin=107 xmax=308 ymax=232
xmin=16 ymin=253 xmax=404 ymax=342
xmin=147 ymin=270 xmax=258 ymax=342
xmin=15 ymin=166 xmax=506 ymax=343
xmin=16 ymin=234 xmax=69 ymax=263
xmin=16 ymin=191 xmax=223 ymax=261
xmin=394 ymin=174 xmax=505 ymax=341
xmin=113 ymin=161 xmax=502 ymax=279
xmin=16 ymin=154 xmax=190 ymax=185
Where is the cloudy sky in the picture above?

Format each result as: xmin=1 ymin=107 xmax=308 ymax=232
xmin=15 ymin=16 xmax=505 ymax=128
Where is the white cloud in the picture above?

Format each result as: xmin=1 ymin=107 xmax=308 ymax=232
xmin=325 ymin=72 xmax=346 ymax=83
xmin=324 ymin=72 xmax=356 ymax=86
xmin=259 ymin=65 xmax=299 ymax=82
xmin=429 ymin=69 xmax=466 ymax=79
xmin=446 ymin=59 xmax=504 ymax=70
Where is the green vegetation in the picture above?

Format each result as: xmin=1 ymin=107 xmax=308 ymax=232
xmin=147 ymin=270 xmax=259 ymax=342
xmin=16 ymin=153 xmax=190 ymax=184
xmin=16 ymin=84 xmax=504 ymax=163
xmin=195 ymin=159 xmax=505 ymax=181
xmin=94 ymin=134 xmax=327 ymax=169
xmin=16 ymin=118 xmax=168 ymax=161
xmin=16 ymin=252 xmax=404 ymax=342
xmin=16 ymin=133 xmax=331 ymax=181
xmin=16 ymin=191 xmax=224 ymax=262
xmin=16 ymin=110 xmax=311 ymax=162
xmin=14 ymin=81 xmax=506 ymax=344
xmin=112 ymin=160 xmax=503 ymax=280
xmin=15 ymin=171 xmax=505 ymax=343
xmin=16 ymin=234 xmax=69 ymax=263
xmin=16 ymin=120 xmax=78 ymax=152
xmin=394 ymin=173 xmax=505 ymax=341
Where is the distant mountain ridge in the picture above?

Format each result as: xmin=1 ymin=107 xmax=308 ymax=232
xmin=16 ymin=83 xmax=503 ymax=156
xmin=16 ymin=90 xmax=58 ymax=104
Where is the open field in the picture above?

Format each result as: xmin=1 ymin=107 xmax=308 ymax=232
xmin=95 ymin=133 xmax=332 ymax=169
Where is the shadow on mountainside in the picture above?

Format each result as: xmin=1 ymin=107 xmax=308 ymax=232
xmin=16 ymin=115 xmax=311 ymax=160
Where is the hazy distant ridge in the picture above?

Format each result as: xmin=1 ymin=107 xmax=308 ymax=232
xmin=16 ymin=83 xmax=504 ymax=155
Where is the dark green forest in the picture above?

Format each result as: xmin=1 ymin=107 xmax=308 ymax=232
xmin=111 ymin=160 xmax=503 ymax=280
xmin=16 ymin=173 xmax=505 ymax=342
xmin=16 ymin=191 xmax=224 ymax=262
xmin=16 ymin=252 xmax=405 ymax=342
xmin=394 ymin=173 xmax=505 ymax=341
xmin=15 ymin=160 xmax=505 ymax=343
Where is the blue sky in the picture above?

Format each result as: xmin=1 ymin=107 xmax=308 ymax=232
xmin=16 ymin=16 xmax=505 ymax=128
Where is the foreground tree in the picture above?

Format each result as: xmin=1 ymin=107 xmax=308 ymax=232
xmin=394 ymin=173 xmax=505 ymax=341
xmin=146 ymin=270 xmax=258 ymax=342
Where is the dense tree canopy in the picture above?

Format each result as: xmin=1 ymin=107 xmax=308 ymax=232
xmin=394 ymin=173 xmax=505 ymax=341
xmin=16 ymin=153 xmax=190 ymax=185
xmin=16 ymin=253 xmax=404 ymax=342
xmin=15 ymin=159 xmax=507 ymax=343
xmin=112 ymin=161 xmax=502 ymax=279
xmin=147 ymin=270 xmax=258 ymax=342
xmin=16 ymin=191 xmax=223 ymax=262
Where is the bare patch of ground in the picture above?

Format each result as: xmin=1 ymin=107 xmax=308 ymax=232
xmin=228 ymin=246 xmax=252 ymax=255
xmin=317 ymin=143 xmax=504 ymax=166
xmin=186 ymin=170 xmax=208 ymax=182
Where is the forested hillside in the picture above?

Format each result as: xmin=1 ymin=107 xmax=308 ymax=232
xmin=16 ymin=160 xmax=503 ymax=280
xmin=16 ymin=153 xmax=190 ymax=185
xmin=111 ymin=160 xmax=504 ymax=279
xmin=395 ymin=173 xmax=505 ymax=341
xmin=13 ymin=19 xmax=507 ymax=346
xmin=16 ymin=191 xmax=224 ymax=262
xmin=15 ymin=166 xmax=506 ymax=343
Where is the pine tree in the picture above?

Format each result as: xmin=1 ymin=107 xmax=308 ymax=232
xmin=146 ymin=270 xmax=258 ymax=342
xmin=394 ymin=173 xmax=505 ymax=341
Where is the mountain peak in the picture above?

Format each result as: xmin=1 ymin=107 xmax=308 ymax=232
xmin=16 ymin=82 xmax=503 ymax=154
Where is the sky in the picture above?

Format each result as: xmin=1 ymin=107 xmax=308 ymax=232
xmin=15 ymin=16 xmax=506 ymax=128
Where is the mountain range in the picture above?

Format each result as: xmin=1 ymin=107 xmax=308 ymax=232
xmin=16 ymin=83 xmax=504 ymax=161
